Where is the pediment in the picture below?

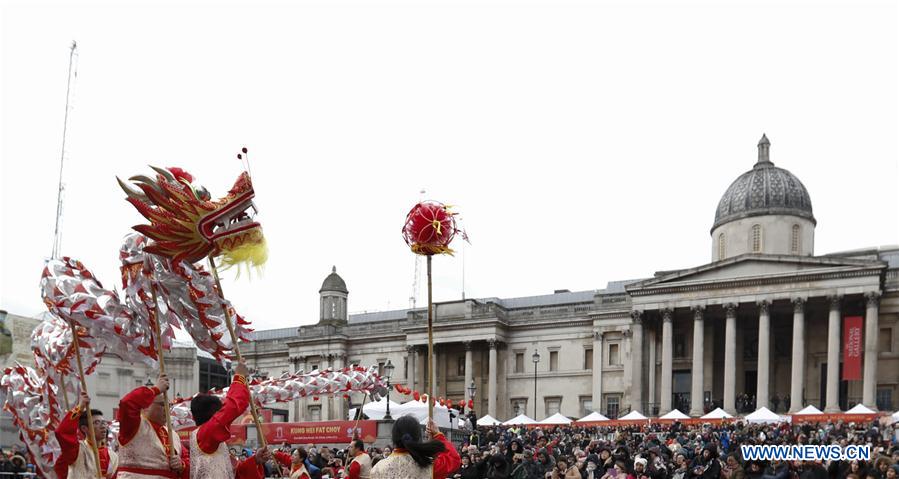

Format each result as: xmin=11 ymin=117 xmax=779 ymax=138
xmin=628 ymin=254 xmax=884 ymax=292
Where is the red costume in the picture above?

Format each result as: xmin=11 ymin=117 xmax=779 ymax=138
xmin=117 ymin=386 xmax=189 ymax=479
xmin=54 ymin=406 xmax=115 ymax=478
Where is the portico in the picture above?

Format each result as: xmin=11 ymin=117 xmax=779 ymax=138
xmin=627 ymin=254 xmax=885 ymax=416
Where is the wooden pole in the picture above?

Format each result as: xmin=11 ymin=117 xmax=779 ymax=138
xmin=66 ymin=320 xmax=104 ymax=479
xmin=59 ymin=373 xmax=71 ymax=411
xmin=148 ymin=284 xmax=177 ymax=461
xmin=207 ymin=255 xmax=267 ymax=448
xmin=427 ymin=255 xmax=434 ymax=421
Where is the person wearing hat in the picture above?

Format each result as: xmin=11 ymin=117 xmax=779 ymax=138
xmin=688 ymin=445 xmax=720 ymax=479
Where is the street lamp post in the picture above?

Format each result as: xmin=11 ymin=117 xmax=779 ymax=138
xmin=383 ymin=360 xmax=395 ymax=420
xmin=532 ymin=349 xmax=540 ymax=419
xmin=467 ymin=380 xmax=478 ymax=428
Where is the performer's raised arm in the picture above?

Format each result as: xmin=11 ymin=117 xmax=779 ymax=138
xmin=191 ymin=361 xmax=251 ymax=453
xmin=118 ymin=374 xmax=166 ymax=445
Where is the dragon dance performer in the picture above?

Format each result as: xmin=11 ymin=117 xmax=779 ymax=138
xmin=117 ymin=373 xmax=187 ymax=479
xmin=346 ymin=439 xmax=372 ymax=479
xmin=189 ymin=360 xmax=270 ymax=478
xmin=54 ymin=391 xmax=118 ymax=479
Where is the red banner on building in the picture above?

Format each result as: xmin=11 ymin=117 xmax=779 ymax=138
xmin=260 ymin=420 xmax=378 ymax=445
xmin=843 ymin=316 xmax=863 ymax=380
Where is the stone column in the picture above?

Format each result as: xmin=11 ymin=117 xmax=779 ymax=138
xmin=464 ymin=341 xmax=474 ymax=405
xmin=406 ymin=345 xmax=417 ymax=391
xmin=825 ymin=296 xmax=842 ymax=413
xmin=863 ymin=292 xmax=880 ymax=409
xmin=691 ymin=306 xmax=705 ymax=416
xmin=648 ymin=327 xmax=657 ymax=411
xmin=789 ymin=298 xmax=806 ymax=413
xmin=488 ymin=339 xmax=498 ymax=417
xmin=322 ymin=355 xmax=331 ymax=420
xmin=592 ymin=331 xmax=604 ymax=413
xmin=660 ymin=310 xmax=673 ymax=414
xmin=432 ymin=346 xmax=439 ymax=398
xmin=416 ymin=347 xmax=426 ymax=392
xmin=757 ymin=300 xmax=771 ymax=410
xmin=630 ymin=310 xmax=644 ymax=412
xmin=723 ymin=303 xmax=737 ymax=415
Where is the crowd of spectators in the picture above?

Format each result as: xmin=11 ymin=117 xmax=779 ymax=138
xmin=445 ymin=420 xmax=899 ymax=479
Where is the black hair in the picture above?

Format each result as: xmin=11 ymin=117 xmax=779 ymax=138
xmin=391 ymin=416 xmax=446 ymax=468
xmin=294 ymin=447 xmax=308 ymax=461
xmin=79 ymin=409 xmax=104 ymax=429
xmin=352 ymin=439 xmax=365 ymax=451
xmin=190 ymin=394 xmax=223 ymax=426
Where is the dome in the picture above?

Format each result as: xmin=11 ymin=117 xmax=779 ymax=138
xmin=712 ymin=135 xmax=815 ymax=232
xmin=319 ymin=266 xmax=348 ymax=294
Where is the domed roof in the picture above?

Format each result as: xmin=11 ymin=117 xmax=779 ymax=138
xmin=713 ymin=135 xmax=815 ymax=231
xmin=319 ymin=266 xmax=348 ymax=294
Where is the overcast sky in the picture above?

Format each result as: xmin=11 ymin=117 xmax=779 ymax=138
xmin=2 ymin=0 xmax=897 ymax=333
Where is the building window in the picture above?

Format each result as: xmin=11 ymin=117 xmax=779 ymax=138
xmin=584 ymin=348 xmax=593 ymax=370
xmin=791 ymin=225 xmax=800 ymax=253
xmin=515 ymin=352 xmax=524 ymax=373
xmin=378 ymin=362 xmax=385 ymax=376
xmin=199 ymin=357 xmax=230 ymax=392
xmin=511 ymin=398 xmax=528 ymax=416
xmin=404 ymin=357 xmax=409 ymax=379
xmin=545 ymin=397 xmax=561 ymax=416
xmin=99 ymin=373 xmax=111 ymax=394
xmin=751 ymin=224 xmax=762 ymax=252
xmin=876 ymin=388 xmax=893 ymax=412
xmin=879 ymin=328 xmax=892 ymax=353
xmin=312 ymin=364 xmax=319 ymax=371
xmin=605 ymin=395 xmax=620 ymax=418
xmin=718 ymin=233 xmax=726 ymax=260
xmin=307 ymin=405 xmax=322 ymax=422
xmin=456 ymin=356 xmax=465 ymax=377
xmin=674 ymin=334 xmax=687 ymax=359
xmin=580 ymin=397 xmax=593 ymax=417
xmin=549 ymin=351 xmax=559 ymax=372
xmin=608 ymin=344 xmax=620 ymax=366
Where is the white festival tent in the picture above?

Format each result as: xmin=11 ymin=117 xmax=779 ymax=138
xmin=890 ymin=411 xmax=899 ymax=425
xmin=845 ymin=404 xmax=877 ymax=414
xmin=539 ymin=413 xmax=572 ymax=425
xmin=618 ymin=411 xmax=648 ymax=421
xmin=357 ymin=398 xmax=455 ymax=429
xmin=503 ymin=414 xmax=537 ymax=425
xmin=701 ymin=408 xmax=733 ymax=419
xmin=577 ymin=412 xmax=610 ymax=422
xmin=794 ymin=405 xmax=824 ymax=415
xmin=477 ymin=414 xmax=502 ymax=426
xmin=745 ymin=407 xmax=785 ymax=424
xmin=659 ymin=409 xmax=690 ymax=420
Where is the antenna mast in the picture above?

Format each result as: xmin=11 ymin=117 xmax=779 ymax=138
xmin=51 ymin=41 xmax=79 ymax=259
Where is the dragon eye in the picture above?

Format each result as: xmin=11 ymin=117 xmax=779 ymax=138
xmin=195 ymin=186 xmax=211 ymax=201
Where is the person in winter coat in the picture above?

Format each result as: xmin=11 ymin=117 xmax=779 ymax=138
xmin=721 ymin=454 xmax=745 ymax=479
xmin=487 ymin=454 xmax=511 ymax=479
xmin=688 ymin=446 xmax=721 ymax=479
xmin=509 ymin=454 xmax=529 ymax=479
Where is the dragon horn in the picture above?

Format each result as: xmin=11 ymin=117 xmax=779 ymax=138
xmin=117 ymin=176 xmax=149 ymax=201
xmin=150 ymin=165 xmax=177 ymax=183
xmin=128 ymin=175 xmax=166 ymax=196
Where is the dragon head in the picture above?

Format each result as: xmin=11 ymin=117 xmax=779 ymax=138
xmin=118 ymin=166 xmax=267 ymax=268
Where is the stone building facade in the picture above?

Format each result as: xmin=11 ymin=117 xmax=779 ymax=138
xmin=243 ymin=136 xmax=899 ymax=421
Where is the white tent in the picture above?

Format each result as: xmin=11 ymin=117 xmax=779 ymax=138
xmin=745 ymin=407 xmax=784 ymax=424
xmin=477 ymin=414 xmax=502 ymax=426
xmin=503 ymin=414 xmax=537 ymax=425
xmin=701 ymin=408 xmax=733 ymax=419
xmin=618 ymin=411 xmax=648 ymax=421
xmin=577 ymin=411 xmax=610 ymax=422
xmin=795 ymin=405 xmax=824 ymax=415
xmin=846 ymin=404 xmax=877 ymax=414
xmin=659 ymin=409 xmax=690 ymax=420
xmin=358 ymin=400 xmax=455 ymax=428
xmin=358 ymin=397 xmax=404 ymax=418
xmin=539 ymin=413 xmax=572 ymax=425
xmin=889 ymin=411 xmax=899 ymax=425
